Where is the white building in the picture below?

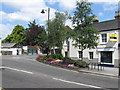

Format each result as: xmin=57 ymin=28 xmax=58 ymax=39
xmin=62 ymin=11 xmax=120 ymax=67
xmin=1 ymin=43 xmax=22 ymax=55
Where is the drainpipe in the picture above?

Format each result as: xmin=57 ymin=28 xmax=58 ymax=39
xmin=118 ymin=43 xmax=120 ymax=77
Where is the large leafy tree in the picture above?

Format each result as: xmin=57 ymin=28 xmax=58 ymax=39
xmin=24 ymin=20 xmax=47 ymax=47
xmin=71 ymin=0 xmax=99 ymax=59
xmin=47 ymin=12 xmax=69 ymax=54
xmin=2 ymin=25 xmax=25 ymax=45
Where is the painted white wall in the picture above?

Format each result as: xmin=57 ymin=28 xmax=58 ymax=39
xmin=22 ymin=46 xmax=28 ymax=51
xmin=1 ymin=48 xmax=22 ymax=55
xmin=62 ymin=30 xmax=119 ymax=65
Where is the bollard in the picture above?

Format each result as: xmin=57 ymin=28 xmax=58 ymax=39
xmin=88 ymin=63 xmax=90 ymax=70
xmin=94 ymin=63 xmax=96 ymax=69
xmin=91 ymin=63 xmax=93 ymax=70
xmin=100 ymin=63 xmax=102 ymax=71
xmin=98 ymin=63 xmax=99 ymax=71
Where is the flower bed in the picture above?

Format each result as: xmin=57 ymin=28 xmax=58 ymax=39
xmin=36 ymin=54 xmax=88 ymax=70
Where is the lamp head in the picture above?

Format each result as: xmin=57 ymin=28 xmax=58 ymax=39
xmin=41 ymin=9 xmax=46 ymax=14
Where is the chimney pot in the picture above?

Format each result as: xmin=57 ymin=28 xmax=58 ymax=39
xmin=115 ymin=11 xmax=120 ymax=19
xmin=93 ymin=16 xmax=99 ymax=23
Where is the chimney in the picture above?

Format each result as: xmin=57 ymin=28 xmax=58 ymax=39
xmin=115 ymin=11 xmax=120 ymax=19
xmin=93 ymin=16 xmax=99 ymax=23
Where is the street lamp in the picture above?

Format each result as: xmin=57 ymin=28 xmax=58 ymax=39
xmin=41 ymin=8 xmax=50 ymax=28
xmin=41 ymin=8 xmax=50 ymax=55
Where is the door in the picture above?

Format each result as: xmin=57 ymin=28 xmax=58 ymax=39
xmin=100 ymin=51 xmax=112 ymax=63
xmin=65 ymin=52 xmax=68 ymax=57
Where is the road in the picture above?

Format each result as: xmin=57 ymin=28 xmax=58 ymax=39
xmin=1 ymin=55 xmax=119 ymax=89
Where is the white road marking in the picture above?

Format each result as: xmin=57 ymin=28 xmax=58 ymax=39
xmin=53 ymin=77 xmax=102 ymax=88
xmin=3 ymin=66 xmax=33 ymax=74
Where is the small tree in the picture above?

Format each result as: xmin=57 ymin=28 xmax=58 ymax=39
xmin=47 ymin=12 xmax=69 ymax=54
xmin=24 ymin=20 xmax=47 ymax=46
xmin=71 ymin=0 xmax=99 ymax=60
xmin=2 ymin=25 xmax=25 ymax=45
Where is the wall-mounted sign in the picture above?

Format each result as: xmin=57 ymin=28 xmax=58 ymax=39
xmin=109 ymin=34 xmax=117 ymax=42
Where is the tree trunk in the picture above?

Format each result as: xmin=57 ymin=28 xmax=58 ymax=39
xmin=53 ymin=46 xmax=56 ymax=54
xmin=81 ymin=49 xmax=83 ymax=60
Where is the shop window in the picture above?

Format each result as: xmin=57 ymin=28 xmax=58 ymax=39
xmin=101 ymin=51 xmax=112 ymax=63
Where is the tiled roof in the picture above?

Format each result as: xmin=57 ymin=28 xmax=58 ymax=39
xmin=1 ymin=43 xmax=16 ymax=48
xmin=28 ymin=46 xmax=41 ymax=49
xmin=93 ymin=19 xmax=120 ymax=31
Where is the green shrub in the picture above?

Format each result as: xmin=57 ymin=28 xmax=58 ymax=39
xmin=62 ymin=57 xmax=71 ymax=60
xmin=46 ymin=57 xmax=54 ymax=61
xmin=51 ymin=54 xmax=63 ymax=59
xmin=75 ymin=60 xmax=88 ymax=68
xmin=41 ymin=56 xmax=47 ymax=60
xmin=63 ymin=60 xmax=76 ymax=64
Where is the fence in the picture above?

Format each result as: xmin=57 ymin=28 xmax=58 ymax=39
xmin=87 ymin=62 xmax=104 ymax=71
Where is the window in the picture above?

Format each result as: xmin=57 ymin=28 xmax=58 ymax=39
xmin=78 ymin=51 xmax=83 ymax=59
xmin=67 ymin=41 xmax=69 ymax=51
xmin=101 ymin=34 xmax=107 ymax=43
xmin=89 ymin=52 xmax=93 ymax=59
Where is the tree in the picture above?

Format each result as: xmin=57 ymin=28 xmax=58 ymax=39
xmin=71 ymin=0 xmax=99 ymax=60
xmin=24 ymin=20 xmax=47 ymax=47
xmin=2 ymin=25 xmax=25 ymax=45
xmin=47 ymin=12 xmax=69 ymax=54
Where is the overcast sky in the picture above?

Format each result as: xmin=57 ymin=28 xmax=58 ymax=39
xmin=0 ymin=0 xmax=119 ymax=39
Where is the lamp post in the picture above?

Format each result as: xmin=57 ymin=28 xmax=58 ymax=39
xmin=0 ymin=38 xmax=1 ymax=56
xmin=41 ymin=8 xmax=50 ymax=55
xmin=41 ymin=8 xmax=50 ymax=28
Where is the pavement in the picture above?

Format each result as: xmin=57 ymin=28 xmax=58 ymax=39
xmin=78 ymin=65 xmax=119 ymax=77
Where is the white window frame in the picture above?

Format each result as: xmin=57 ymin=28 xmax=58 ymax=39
xmin=89 ymin=52 xmax=93 ymax=60
xmin=100 ymin=33 xmax=108 ymax=44
xmin=78 ymin=51 xmax=83 ymax=59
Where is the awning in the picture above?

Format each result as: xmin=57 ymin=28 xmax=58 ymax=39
xmin=97 ymin=48 xmax=115 ymax=51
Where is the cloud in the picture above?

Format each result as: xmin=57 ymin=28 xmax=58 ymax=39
xmin=1 ymin=0 xmax=46 ymax=10
xmin=88 ymin=0 xmax=119 ymax=3
xmin=46 ymin=0 xmax=119 ymax=11
xmin=65 ymin=19 xmax=73 ymax=29
xmin=103 ymin=3 xmax=118 ymax=11
xmin=0 ymin=24 xmax=14 ymax=39
xmin=58 ymin=0 xmax=76 ymax=10
xmin=1 ymin=0 xmax=119 ymax=23
xmin=98 ymin=12 xmax=103 ymax=16
xmin=1 ymin=0 xmax=57 ymax=23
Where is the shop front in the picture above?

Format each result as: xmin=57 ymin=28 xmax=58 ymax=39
xmin=97 ymin=48 xmax=115 ymax=67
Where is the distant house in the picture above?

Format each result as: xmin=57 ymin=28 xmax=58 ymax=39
xmin=1 ymin=43 xmax=22 ymax=55
xmin=22 ymin=46 xmax=42 ymax=55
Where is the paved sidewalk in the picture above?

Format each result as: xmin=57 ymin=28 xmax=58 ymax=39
xmin=78 ymin=66 xmax=119 ymax=77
